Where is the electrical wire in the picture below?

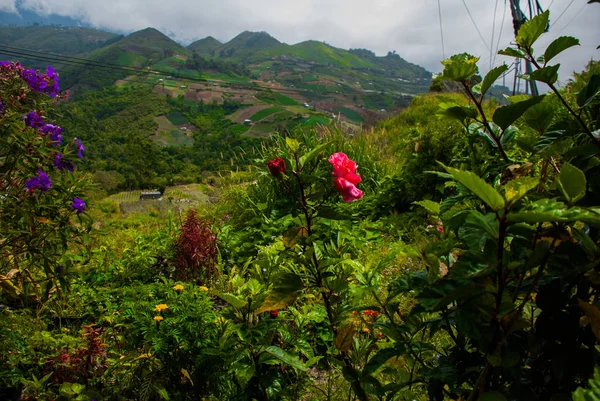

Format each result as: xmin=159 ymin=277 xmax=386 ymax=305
xmin=551 ymin=2 xmax=586 ymax=39
xmin=492 ymin=0 xmax=509 ymax=68
xmin=552 ymin=0 xmax=576 ymax=27
xmin=490 ymin=0 xmax=501 ymax=69
xmin=437 ymin=0 xmax=446 ymax=59
xmin=461 ymin=0 xmax=492 ymax=53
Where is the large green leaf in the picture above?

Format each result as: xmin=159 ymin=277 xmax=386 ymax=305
xmin=264 ymin=346 xmax=307 ymax=371
xmin=256 ymin=273 xmax=304 ymax=314
xmin=481 ymin=64 xmax=509 ymax=96
xmin=577 ymin=73 xmax=600 ymax=108
xmin=443 ymin=166 xmax=505 ymax=211
xmin=437 ymin=103 xmax=478 ymax=124
xmin=217 ymin=293 xmax=248 ymax=309
xmin=529 ymin=65 xmax=560 ymax=85
xmin=413 ymin=200 xmax=441 ymax=215
xmin=572 ymin=367 xmax=600 ymax=401
xmin=492 ymin=95 xmax=545 ymax=130
xmin=335 ymin=324 xmax=355 ymax=353
xmin=504 ymin=176 xmax=540 ymax=205
xmin=441 ymin=54 xmax=480 ymax=82
xmin=299 ymin=142 xmax=330 ymax=168
xmin=362 ymin=348 xmax=398 ymax=376
xmin=516 ymin=10 xmax=549 ymax=48
xmin=498 ymin=47 xmax=526 ymax=59
xmin=522 ymin=102 xmax=554 ymax=132
xmin=507 ymin=199 xmax=600 ymax=224
xmin=544 ymin=36 xmax=580 ymax=64
xmin=557 ymin=162 xmax=587 ymax=204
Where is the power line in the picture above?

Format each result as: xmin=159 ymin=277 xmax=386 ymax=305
xmin=552 ymin=1 xmax=586 ymax=39
xmin=461 ymin=0 xmax=492 ymax=53
xmin=552 ymin=0 xmax=576 ymax=26
xmin=0 ymin=47 xmax=419 ymax=99
xmin=437 ymin=0 xmax=446 ymax=59
xmin=490 ymin=0 xmax=501 ymax=69
xmin=492 ymin=0 xmax=509 ymax=68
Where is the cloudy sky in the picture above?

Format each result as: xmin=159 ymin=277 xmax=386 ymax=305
xmin=1 ymin=0 xmax=598 ymax=84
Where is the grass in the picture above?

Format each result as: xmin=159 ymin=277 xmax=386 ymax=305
xmin=164 ymin=80 xmax=178 ymax=87
xmin=340 ymin=107 xmax=364 ymax=123
xmin=166 ymin=111 xmax=188 ymax=125
xmin=275 ymin=93 xmax=300 ymax=105
xmin=300 ymin=116 xmax=331 ymax=126
xmin=250 ymin=106 xmax=284 ymax=121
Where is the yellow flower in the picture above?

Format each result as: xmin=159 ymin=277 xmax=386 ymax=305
xmin=173 ymin=284 xmax=184 ymax=291
xmin=154 ymin=315 xmax=164 ymax=322
xmin=199 ymin=286 xmax=209 ymax=292
xmin=154 ymin=304 xmax=169 ymax=312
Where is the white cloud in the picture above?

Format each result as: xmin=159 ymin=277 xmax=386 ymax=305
xmin=0 ymin=0 xmax=17 ymax=12
xmin=4 ymin=0 xmax=600 ymax=83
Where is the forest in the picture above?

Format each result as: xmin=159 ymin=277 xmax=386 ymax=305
xmin=1 ymin=8 xmax=600 ymax=401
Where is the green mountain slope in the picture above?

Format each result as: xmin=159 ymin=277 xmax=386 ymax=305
xmin=61 ymin=27 xmax=192 ymax=91
xmin=188 ymin=36 xmax=222 ymax=56
xmin=0 ymin=25 xmax=119 ymax=55
xmin=214 ymin=31 xmax=282 ymax=60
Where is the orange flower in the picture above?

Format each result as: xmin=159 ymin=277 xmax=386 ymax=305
xmin=154 ymin=316 xmax=164 ymax=322
xmin=173 ymin=284 xmax=184 ymax=291
xmin=154 ymin=304 xmax=168 ymax=312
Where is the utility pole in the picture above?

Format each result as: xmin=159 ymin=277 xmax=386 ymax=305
xmin=509 ymin=0 xmax=544 ymax=96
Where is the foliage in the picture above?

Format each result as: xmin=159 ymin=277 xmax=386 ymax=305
xmin=173 ymin=209 xmax=219 ymax=283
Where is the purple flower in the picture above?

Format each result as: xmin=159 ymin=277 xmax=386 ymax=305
xmin=45 ymin=66 xmax=60 ymax=97
xmin=72 ymin=197 xmax=85 ymax=214
xmin=20 ymin=66 xmax=60 ymax=97
xmin=54 ymin=153 xmax=74 ymax=172
xmin=26 ymin=169 xmax=52 ymax=192
xmin=0 ymin=101 xmax=3 ymax=113
xmin=41 ymin=124 xmax=63 ymax=145
xmin=74 ymin=138 xmax=84 ymax=158
xmin=24 ymin=111 xmax=44 ymax=128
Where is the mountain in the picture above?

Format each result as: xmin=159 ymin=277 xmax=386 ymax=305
xmin=0 ymin=6 xmax=88 ymax=27
xmin=213 ymin=31 xmax=281 ymax=61
xmin=0 ymin=25 xmax=119 ymax=56
xmin=188 ymin=36 xmax=222 ymax=56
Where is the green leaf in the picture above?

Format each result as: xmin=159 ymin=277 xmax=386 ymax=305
xmin=413 ymin=200 xmax=441 ymax=216
xmin=481 ymin=64 xmax=509 ymax=96
xmin=256 ymin=273 xmax=304 ymax=314
xmin=507 ymin=199 xmax=600 ymax=224
xmin=577 ymin=73 xmax=600 ymax=108
xmin=504 ymin=176 xmax=539 ymax=205
xmin=492 ymin=95 xmax=545 ymax=130
xmin=299 ymin=142 xmax=330 ymax=168
xmin=522 ymin=102 xmax=554 ymax=132
xmin=217 ymin=293 xmax=247 ymax=309
xmin=264 ymin=346 xmax=307 ymax=371
xmin=498 ymin=47 xmax=526 ymax=59
xmin=529 ymin=64 xmax=560 ymax=84
xmin=317 ymin=206 xmax=350 ymax=221
xmin=572 ymin=227 xmax=598 ymax=259
xmin=557 ymin=162 xmax=587 ymax=204
xmin=533 ymin=130 xmax=566 ymax=153
xmin=443 ymin=165 xmax=505 ymax=211
xmin=544 ymin=36 xmax=580 ymax=63
xmin=437 ymin=103 xmax=478 ymax=124
xmin=440 ymin=54 xmax=479 ymax=81
xmin=572 ymin=367 xmax=600 ymax=401
xmin=362 ymin=348 xmax=398 ymax=376
xmin=480 ymin=391 xmax=508 ymax=401
xmin=285 ymin=137 xmax=300 ymax=152
xmin=516 ymin=10 xmax=549 ymax=48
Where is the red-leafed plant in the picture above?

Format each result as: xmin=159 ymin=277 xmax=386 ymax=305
xmin=46 ymin=324 xmax=107 ymax=385
xmin=173 ymin=210 xmax=219 ymax=283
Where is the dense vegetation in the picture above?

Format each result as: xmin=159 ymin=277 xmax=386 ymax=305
xmin=2 ymin=8 xmax=600 ymax=401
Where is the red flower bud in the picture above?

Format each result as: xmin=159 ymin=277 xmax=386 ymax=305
xmin=267 ymin=157 xmax=286 ymax=177
xmin=270 ymin=310 xmax=279 ymax=318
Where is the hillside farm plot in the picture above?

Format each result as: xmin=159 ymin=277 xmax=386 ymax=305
xmin=250 ymin=106 xmax=284 ymax=121
xmin=339 ymin=107 xmax=364 ymax=123
xmin=166 ymin=111 xmax=188 ymax=125
xmin=230 ymin=105 xmax=271 ymax=123
xmin=152 ymin=115 xmax=194 ymax=147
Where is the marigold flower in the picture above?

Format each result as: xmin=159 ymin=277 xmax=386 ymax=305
xmin=153 ymin=316 xmax=164 ymax=322
xmin=267 ymin=157 xmax=286 ymax=177
xmin=154 ymin=304 xmax=169 ymax=312
xmin=173 ymin=284 xmax=184 ymax=291
xmin=199 ymin=286 xmax=209 ymax=292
